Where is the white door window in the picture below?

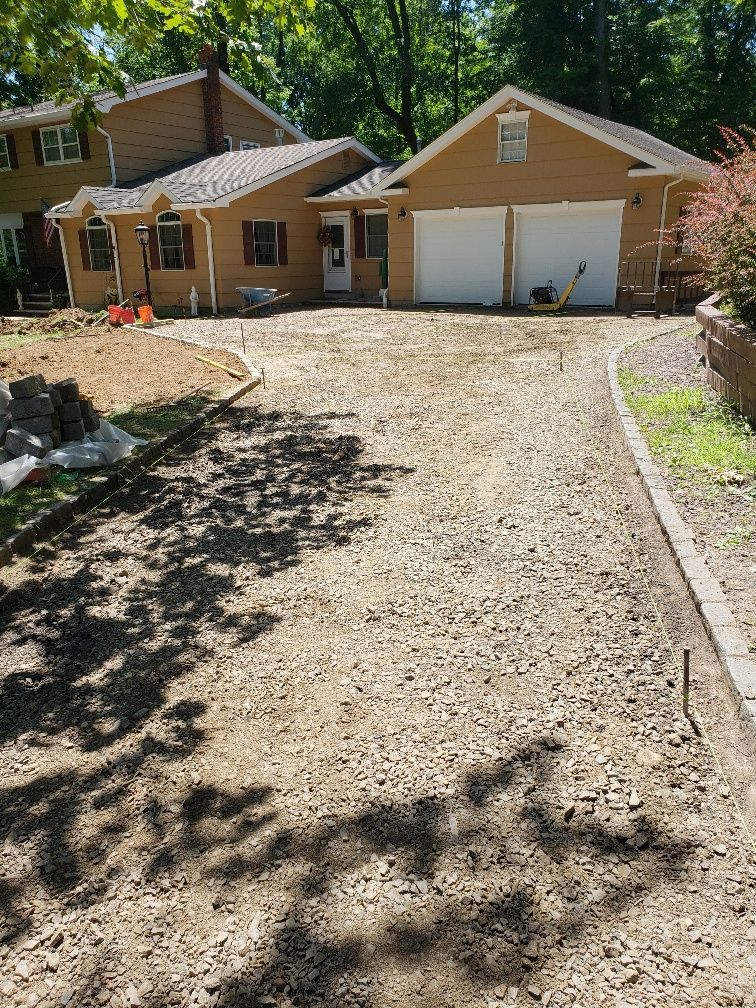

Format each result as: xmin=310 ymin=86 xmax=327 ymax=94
xmin=0 ymin=227 xmax=26 ymax=267
xmin=322 ymin=215 xmax=350 ymax=292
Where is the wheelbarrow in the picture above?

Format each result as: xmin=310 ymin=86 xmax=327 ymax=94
xmin=235 ymin=287 xmax=291 ymax=317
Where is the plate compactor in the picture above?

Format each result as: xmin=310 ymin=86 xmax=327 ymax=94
xmin=528 ymin=260 xmax=587 ymax=312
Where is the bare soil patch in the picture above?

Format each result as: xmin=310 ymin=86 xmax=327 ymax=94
xmin=0 ymin=326 xmax=247 ymax=413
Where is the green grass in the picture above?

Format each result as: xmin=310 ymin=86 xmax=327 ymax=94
xmin=0 ymin=395 xmax=218 ymax=540
xmin=0 ymin=324 xmax=66 ymax=353
xmin=620 ymin=366 xmax=756 ymax=484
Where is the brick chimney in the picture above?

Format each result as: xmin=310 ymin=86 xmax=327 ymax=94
xmin=198 ymin=45 xmax=225 ymax=155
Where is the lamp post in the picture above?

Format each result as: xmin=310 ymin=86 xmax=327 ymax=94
xmin=134 ymin=220 xmax=153 ymax=306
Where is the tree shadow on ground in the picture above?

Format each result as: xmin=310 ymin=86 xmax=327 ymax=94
xmin=0 ymin=405 xmax=413 ymax=942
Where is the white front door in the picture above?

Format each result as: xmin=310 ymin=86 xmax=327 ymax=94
xmin=322 ymin=213 xmax=351 ymax=292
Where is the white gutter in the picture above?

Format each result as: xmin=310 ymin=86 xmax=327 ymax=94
xmin=48 ymin=202 xmax=75 ymax=307
xmin=195 ymin=209 xmax=218 ymax=315
xmin=100 ymin=214 xmax=123 ymax=302
xmin=96 ymin=126 xmax=117 ymax=186
xmin=654 ymin=174 xmax=683 ymax=289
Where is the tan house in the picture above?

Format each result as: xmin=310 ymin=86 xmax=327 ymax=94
xmin=50 ymin=82 xmax=710 ymax=313
xmin=0 ymin=46 xmax=307 ymax=306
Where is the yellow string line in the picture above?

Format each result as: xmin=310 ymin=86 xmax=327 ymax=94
xmin=567 ymin=362 xmax=756 ymax=859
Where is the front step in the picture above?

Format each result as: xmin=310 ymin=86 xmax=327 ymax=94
xmin=12 ymin=308 xmax=52 ymax=318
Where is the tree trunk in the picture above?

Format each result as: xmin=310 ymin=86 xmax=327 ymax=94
xmin=449 ymin=0 xmax=462 ymax=123
xmin=593 ymin=0 xmax=611 ymax=117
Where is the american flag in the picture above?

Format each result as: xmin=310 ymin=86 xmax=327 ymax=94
xmin=41 ymin=200 xmax=55 ymax=247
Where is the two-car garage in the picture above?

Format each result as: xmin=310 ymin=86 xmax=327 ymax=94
xmin=413 ymin=199 xmax=625 ymax=307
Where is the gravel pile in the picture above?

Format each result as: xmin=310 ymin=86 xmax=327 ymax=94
xmin=0 ymin=309 xmax=754 ymax=1008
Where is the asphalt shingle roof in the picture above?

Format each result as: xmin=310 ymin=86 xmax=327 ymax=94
xmin=535 ymin=94 xmax=710 ymax=172
xmin=65 ymin=139 xmax=357 ymax=212
xmin=310 ymin=161 xmax=406 ymax=198
xmin=0 ymin=72 xmax=201 ymax=123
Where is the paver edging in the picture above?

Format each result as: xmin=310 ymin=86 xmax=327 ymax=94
xmin=607 ymin=339 xmax=756 ymax=741
xmin=1 ymin=373 xmax=262 ymax=568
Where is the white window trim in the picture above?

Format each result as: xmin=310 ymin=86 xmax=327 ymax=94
xmin=363 ymin=208 xmax=388 ymax=260
xmin=496 ymin=109 xmax=530 ymax=165
xmin=40 ymin=125 xmax=82 ymax=165
xmin=223 ymin=135 xmax=233 ymax=152
xmin=253 ymin=218 xmax=279 ymax=268
xmin=0 ymin=135 xmax=10 ymax=172
xmin=0 ymin=226 xmax=25 ymax=267
xmin=85 ymin=216 xmax=112 ymax=272
xmin=156 ymin=211 xmax=185 ymax=271
xmin=239 ymin=140 xmax=260 ymax=151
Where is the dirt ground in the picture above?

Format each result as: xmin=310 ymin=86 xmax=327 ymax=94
xmin=0 ymin=307 xmax=754 ymax=1008
xmin=622 ymin=328 xmax=756 ymax=656
xmin=0 ymin=323 xmax=247 ymax=413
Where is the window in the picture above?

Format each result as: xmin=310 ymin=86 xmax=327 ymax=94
xmin=0 ymin=227 xmax=27 ymax=267
xmin=41 ymin=125 xmax=81 ymax=164
xmin=365 ymin=212 xmax=388 ymax=259
xmin=676 ymin=206 xmax=693 ymax=256
xmin=86 ymin=216 xmax=112 ymax=272
xmin=224 ymin=135 xmax=233 ymax=152
xmin=253 ymin=220 xmax=277 ymax=266
xmin=239 ymin=140 xmax=260 ymax=151
xmin=157 ymin=211 xmax=185 ymax=270
xmin=497 ymin=112 xmax=529 ymax=163
xmin=0 ymin=136 xmax=9 ymax=171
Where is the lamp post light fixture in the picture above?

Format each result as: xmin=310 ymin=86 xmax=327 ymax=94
xmin=631 ymin=192 xmax=643 ymax=211
xmin=134 ymin=220 xmax=153 ymax=306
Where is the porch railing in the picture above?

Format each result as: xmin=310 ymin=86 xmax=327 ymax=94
xmin=617 ymin=261 xmax=709 ymax=305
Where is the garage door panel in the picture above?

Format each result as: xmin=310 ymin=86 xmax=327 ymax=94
xmin=416 ymin=213 xmax=504 ymax=305
xmin=514 ymin=208 xmax=622 ymax=306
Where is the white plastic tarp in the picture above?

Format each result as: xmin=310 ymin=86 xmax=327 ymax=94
xmin=0 ymin=420 xmax=147 ymax=495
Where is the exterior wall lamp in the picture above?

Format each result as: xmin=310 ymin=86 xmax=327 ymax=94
xmin=134 ymin=220 xmax=153 ymax=306
xmin=351 ymin=206 xmax=359 ymax=218
xmin=398 ymin=207 xmax=407 ymax=219
xmin=631 ymin=192 xmax=643 ymax=210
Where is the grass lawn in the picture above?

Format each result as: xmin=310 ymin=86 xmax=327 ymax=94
xmin=0 ymin=394 xmax=216 ymax=540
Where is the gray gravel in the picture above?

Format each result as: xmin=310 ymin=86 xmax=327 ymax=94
xmin=1 ymin=307 xmax=755 ymax=1008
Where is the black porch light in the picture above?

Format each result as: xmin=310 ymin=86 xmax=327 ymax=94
xmin=134 ymin=220 xmax=153 ymax=306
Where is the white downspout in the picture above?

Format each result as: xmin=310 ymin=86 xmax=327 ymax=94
xmin=100 ymin=214 xmax=123 ymax=302
xmin=48 ymin=203 xmax=75 ymax=308
xmin=654 ymin=174 xmax=683 ymax=290
xmin=377 ymin=196 xmax=390 ymax=308
xmin=195 ymin=209 xmax=218 ymax=315
xmin=510 ymin=209 xmax=518 ymax=307
xmin=96 ymin=126 xmax=117 ymax=187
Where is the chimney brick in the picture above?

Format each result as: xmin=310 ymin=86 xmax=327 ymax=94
xmin=198 ymin=45 xmax=225 ymax=156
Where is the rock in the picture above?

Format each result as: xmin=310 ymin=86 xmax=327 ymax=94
xmin=58 ymin=401 xmax=83 ymax=423
xmin=61 ymin=420 xmax=86 ymax=442
xmin=9 ymin=393 xmax=54 ymax=420
xmin=5 ymin=427 xmax=52 ymax=458
xmin=52 ymin=378 xmax=80 ymax=403
xmin=8 ymin=374 xmax=46 ymax=398
xmin=15 ymin=960 xmax=30 ymax=979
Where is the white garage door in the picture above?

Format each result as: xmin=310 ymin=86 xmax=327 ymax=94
xmin=514 ymin=203 xmax=624 ymax=306
xmin=415 ymin=209 xmax=505 ymax=304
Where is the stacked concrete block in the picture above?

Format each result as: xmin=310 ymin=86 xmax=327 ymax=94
xmin=0 ymin=373 xmax=102 ymax=460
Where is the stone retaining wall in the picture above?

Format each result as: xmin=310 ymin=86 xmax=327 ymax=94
xmin=695 ymin=294 xmax=756 ymax=422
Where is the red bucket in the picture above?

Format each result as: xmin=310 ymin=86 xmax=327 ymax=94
xmin=120 ymin=307 xmax=135 ymax=324
xmin=107 ymin=305 xmax=122 ymax=324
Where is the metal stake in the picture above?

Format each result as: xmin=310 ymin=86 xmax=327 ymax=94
xmin=559 ymin=350 xmax=564 ymax=373
xmin=683 ymin=648 xmax=690 ymax=718
xmin=240 ymin=321 xmax=246 ymax=356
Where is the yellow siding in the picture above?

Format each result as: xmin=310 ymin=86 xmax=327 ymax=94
xmin=383 ymin=103 xmax=703 ymax=303
xmin=220 ymin=90 xmax=299 ymax=149
xmin=107 ymin=82 xmax=209 ymax=182
xmin=62 ymin=195 xmax=213 ymax=312
xmin=207 ymin=151 xmax=372 ymax=308
xmin=307 ymin=198 xmax=387 ymax=299
xmin=0 ymin=125 xmax=109 ymax=215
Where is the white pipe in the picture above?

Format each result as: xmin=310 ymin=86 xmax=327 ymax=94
xmin=654 ymin=175 xmax=683 ymax=290
xmin=100 ymin=214 xmax=123 ymax=302
xmin=195 ymin=209 xmax=218 ymax=314
xmin=96 ymin=126 xmax=117 ymax=186
xmin=510 ymin=209 xmax=517 ymax=307
xmin=48 ymin=202 xmax=75 ymax=307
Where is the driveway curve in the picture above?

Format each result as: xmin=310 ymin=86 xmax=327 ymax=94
xmin=1 ymin=308 xmax=754 ymax=1008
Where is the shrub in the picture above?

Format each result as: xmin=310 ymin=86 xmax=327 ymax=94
xmin=0 ymin=256 xmax=27 ymax=313
xmin=683 ymin=127 xmax=756 ymax=328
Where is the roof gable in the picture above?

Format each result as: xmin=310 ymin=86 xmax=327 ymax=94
xmin=376 ymin=85 xmax=710 ymax=192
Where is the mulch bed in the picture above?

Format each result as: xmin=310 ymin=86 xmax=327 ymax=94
xmin=0 ymin=325 xmax=248 ymax=413
xmin=622 ymin=327 xmax=756 ymax=654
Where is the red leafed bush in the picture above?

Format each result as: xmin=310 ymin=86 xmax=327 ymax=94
xmin=683 ymin=127 xmax=756 ymax=328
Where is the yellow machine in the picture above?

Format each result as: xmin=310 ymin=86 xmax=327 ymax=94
xmin=528 ymin=260 xmax=587 ymax=312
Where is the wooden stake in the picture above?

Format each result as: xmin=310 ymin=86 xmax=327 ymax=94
xmin=559 ymin=350 xmax=564 ymax=372
xmin=240 ymin=321 xmax=246 ymax=356
xmin=683 ymin=649 xmax=690 ymax=718
xmin=195 ymin=354 xmax=246 ymax=379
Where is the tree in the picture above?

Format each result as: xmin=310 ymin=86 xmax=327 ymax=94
xmin=0 ymin=0 xmax=313 ymax=129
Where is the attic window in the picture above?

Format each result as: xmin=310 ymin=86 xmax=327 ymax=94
xmin=239 ymin=140 xmax=260 ymax=151
xmin=496 ymin=111 xmax=530 ymax=164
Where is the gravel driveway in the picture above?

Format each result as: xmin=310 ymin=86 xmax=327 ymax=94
xmin=1 ymin=307 xmax=755 ymax=1008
